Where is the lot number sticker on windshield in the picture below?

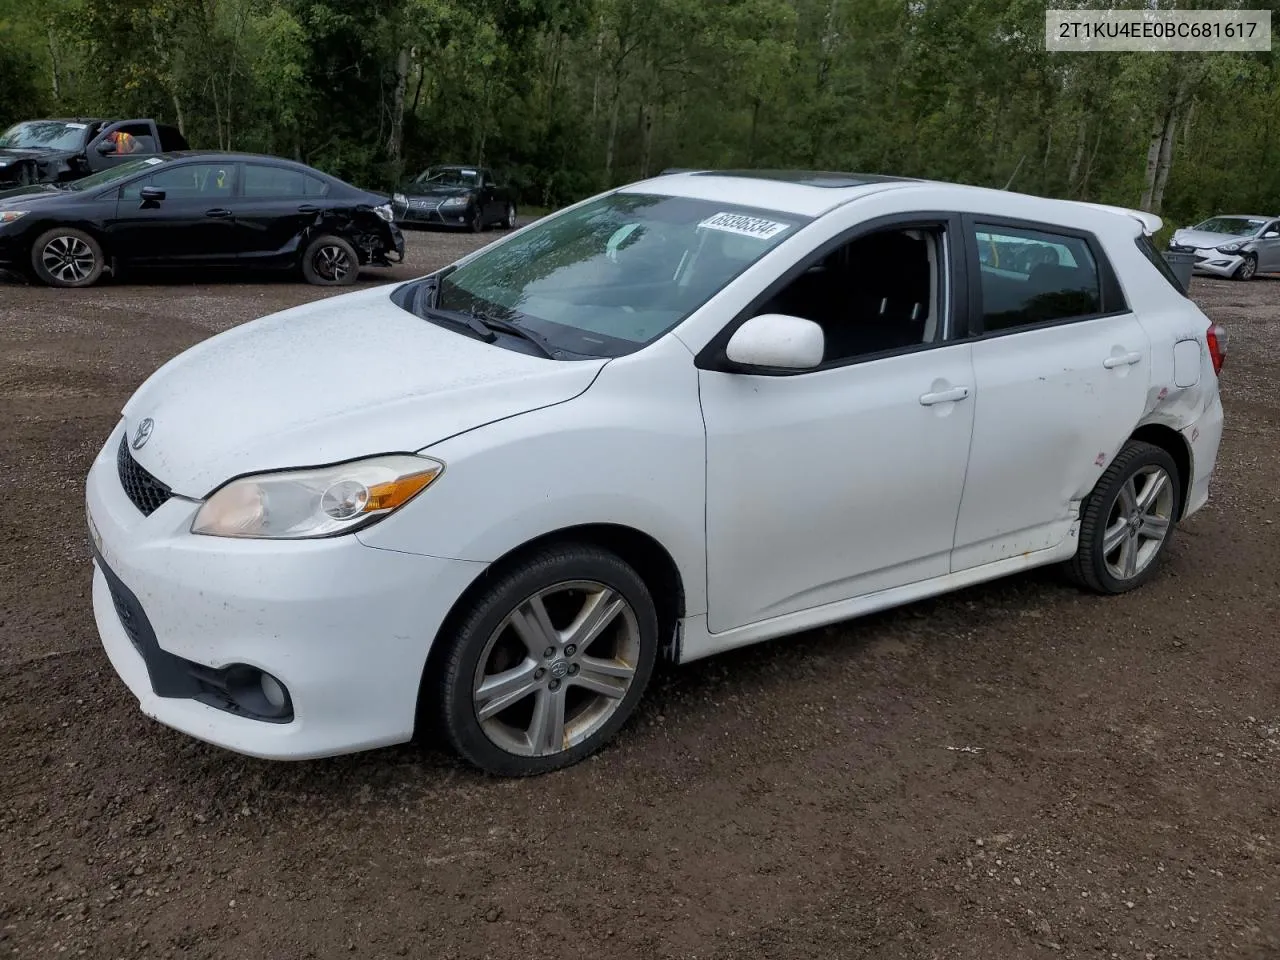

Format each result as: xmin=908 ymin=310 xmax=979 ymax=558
xmin=698 ymin=212 xmax=790 ymax=240
xmin=143 ymin=157 xmax=163 ymax=165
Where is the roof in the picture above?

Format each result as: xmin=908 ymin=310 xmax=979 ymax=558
xmin=626 ymin=168 xmax=1167 ymax=234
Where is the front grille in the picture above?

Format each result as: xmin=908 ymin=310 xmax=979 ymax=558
xmin=116 ymin=436 xmax=172 ymax=516
xmin=105 ymin=575 xmax=146 ymax=655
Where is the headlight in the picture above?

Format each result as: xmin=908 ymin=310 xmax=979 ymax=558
xmin=441 ymin=195 xmax=471 ymax=209
xmin=0 ymin=160 xmax=9 ymax=168
xmin=0 ymin=211 xmax=28 ymax=224
xmin=393 ymin=192 xmax=408 ymax=205
xmin=1217 ymin=241 xmax=1245 ymax=253
xmin=375 ymin=203 xmax=394 ymax=222
xmin=191 ymin=454 xmax=444 ymax=539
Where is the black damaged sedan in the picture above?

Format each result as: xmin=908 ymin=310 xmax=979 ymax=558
xmin=0 ymin=152 xmax=404 ymax=287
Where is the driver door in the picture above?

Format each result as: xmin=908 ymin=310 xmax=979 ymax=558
xmin=110 ymin=161 xmax=240 ymax=266
xmin=85 ymin=120 xmax=160 ymax=173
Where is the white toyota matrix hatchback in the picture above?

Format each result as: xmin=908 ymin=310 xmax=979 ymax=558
xmin=85 ymin=170 xmax=1227 ymax=776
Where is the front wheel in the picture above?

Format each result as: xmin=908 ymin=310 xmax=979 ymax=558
xmin=1067 ymin=440 xmax=1181 ymax=595
xmin=30 ymin=228 xmax=105 ymax=288
xmin=301 ymin=235 xmax=358 ymax=286
xmin=432 ymin=544 xmax=659 ymax=776
xmin=501 ymin=202 xmax=517 ymax=230
xmin=1234 ymin=253 xmax=1257 ymax=281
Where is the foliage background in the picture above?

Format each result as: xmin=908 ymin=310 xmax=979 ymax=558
xmin=2 ymin=0 xmax=1278 ymax=229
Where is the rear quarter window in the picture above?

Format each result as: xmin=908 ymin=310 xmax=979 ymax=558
xmin=1136 ymin=233 xmax=1189 ymax=297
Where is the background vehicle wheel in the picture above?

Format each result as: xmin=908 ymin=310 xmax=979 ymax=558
xmin=1234 ymin=253 xmax=1257 ymax=281
xmin=30 ymin=228 xmax=105 ymax=288
xmin=301 ymin=235 xmax=358 ymax=286
xmin=501 ymin=203 xmax=517 ymax=229
xmin=468 ymin=209 xmax=484 ymax=233
xmin=1067 ymin=440 xmax=1181 ymax=595
xmin=433 ymin=543 xmax=659 ymax=777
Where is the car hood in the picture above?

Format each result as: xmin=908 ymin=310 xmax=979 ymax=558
xmin=0 ymin=183 xmax=64 ymax=205
xmin=119 ymin=285 xmax=607 ymax=498
xmin=402 ymin=183 xmax=474 ymax=199
xmin=1172 ymin=229 xmax=1253 ymax=249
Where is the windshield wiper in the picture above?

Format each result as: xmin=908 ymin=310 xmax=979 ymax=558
xmin=414 ymin=276 xmax=557 ymax=358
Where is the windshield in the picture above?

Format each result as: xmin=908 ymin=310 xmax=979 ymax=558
xmin=0 ymin=120 xmax=90 ymax=152
xmin=416 ymin=167 xmax=480 ymax=187
xmin=435 ymin=192 xmax=806 ymax=357
xmin=65 ymin=157 xmax=169 ymax=193
xmin=1193 ymin=217 xmax=1265 ymax=236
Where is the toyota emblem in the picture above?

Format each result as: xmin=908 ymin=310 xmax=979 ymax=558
xmin=131 ymin=417 xmax=154 ymax=450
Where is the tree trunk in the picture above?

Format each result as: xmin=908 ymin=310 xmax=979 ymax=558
xmin=1080 ymin=127 xmax=1103 ymax=198
xmin=1067 ymin=121 xmax=1087 ymax=196
xmin=1152 ymin=106 xmax=1178 ymax=213
xmin=47 ymin=26 xmax=61 ymax=101
xmin=387 ymin=44 xmax=412 ymax=168
xmin=748 ymin=97 xmax=762 ymax=165
xmin=171 ymin=93 xmax=186 ymax=138
xmin=409 ymin=57 xmax=426 ymax=116
xmin=1139 ymin=111 xmax=1166 ymax=211
xmin=638 ymin=103 xmax=654 ymax=179
xmin=604 ymin=87 xmax=622 ymax=183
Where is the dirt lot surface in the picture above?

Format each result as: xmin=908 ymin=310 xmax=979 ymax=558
xmin=2 ymin=235 xmax=1278 ymax=960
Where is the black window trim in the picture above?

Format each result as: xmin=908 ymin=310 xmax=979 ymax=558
xmin=961 ymin=213 xmax=1129 ymax=340
xmin=1135 ymin=232 xmax=1190 ymax=298
xmin=694 ymin=211 xmax=968 ymax=376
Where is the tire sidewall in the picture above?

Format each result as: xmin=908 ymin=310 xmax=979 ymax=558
xmin=30 ymin=227 xmax=105 ymax=288
xmin=438 ymin=546 xmax=660 ymax=776
xmin=1082 ymin=445 xmax=1181 ymax=594
xmin=1237 ymin=253 xmax=1257 ymax=280
xmin=301 ymin=235 xmax=358 ymax=286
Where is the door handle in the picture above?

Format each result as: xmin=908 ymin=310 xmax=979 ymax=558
xmin=919 ymin=385 xmax=970 ymax=406
xmin=1103 ymin=351 xmax=1143 ymax=369
xmin=205 ymin=208 xmax=232 ymax=219
xmin=297 ymin=204 xmax=319 ymax=214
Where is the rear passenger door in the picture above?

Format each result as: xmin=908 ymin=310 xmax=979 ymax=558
xmin=950 ymin=218 xmax=1151 ymax=572
xmin=234 ymin=162 xmax=331 ymax=263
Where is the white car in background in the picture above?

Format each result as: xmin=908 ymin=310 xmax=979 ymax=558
xmin=1168 ymin=214 xmax=1280 ymax=280
xmin=85 ymin=169 xmax=1227 ymax=776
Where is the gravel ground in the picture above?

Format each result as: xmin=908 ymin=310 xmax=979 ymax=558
xmin=1 ymin=237 xmax=1278 ymax=960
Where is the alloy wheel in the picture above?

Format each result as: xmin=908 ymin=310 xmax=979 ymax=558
xmin=314 ymin=244 xmax=351 ymax=282
xmin=1102 ymin=465 xmax=1175 ymax=581
xmin=41 ymin=235 xmax=96 ymax=284
xmin=1239 ymin=256 xmax=1257 ymax=280
xmin=472 ymin=580 xmax=642 ymax=757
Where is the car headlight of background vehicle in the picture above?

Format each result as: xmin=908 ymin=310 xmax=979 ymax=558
xmin=0 ymin=210 xmax=28 ymax=224
xmin=374 ymin=203 xmax=395 ymax=222
xmin=441 ymin=195 xmax=472 ymax=209
xmin=191 ymin=454 xmax=444 ymax=539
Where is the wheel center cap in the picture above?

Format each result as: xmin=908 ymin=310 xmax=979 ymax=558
xmin=549 ymin=659 xmax=569 ymax=680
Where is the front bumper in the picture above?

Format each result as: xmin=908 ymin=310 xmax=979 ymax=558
xmin=1177 ymin=247 xmax=1246 ymax=277
xmin=86 ymin=421 xmax=485 ymax=760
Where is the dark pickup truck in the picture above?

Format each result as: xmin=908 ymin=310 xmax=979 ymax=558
xmin=0 ymin=118 xmax=189 ymax=189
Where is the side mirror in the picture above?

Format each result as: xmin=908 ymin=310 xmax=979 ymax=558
xmin=95 ymin=140 xmax=115 ymax=156
xmin=139 ymin=186 xmax=166 ymax=203
xmin=1263 ymin=230 xmax=1279 ymax=239
xmin=725 ymin=313 xmax=824 ymax=371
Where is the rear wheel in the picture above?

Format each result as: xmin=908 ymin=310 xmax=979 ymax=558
xmin=1068 ymin=440 xmax=1180 ymax=595
xmin=1234 ymin=253 xmax=1257 ymax=281
xmin=301 ymin=235 xmax=358 ymax=286
xmin=432 ymin=543 xmax=659 ymax=776
xmin=30 ymin=228 xmax=105 ymax=288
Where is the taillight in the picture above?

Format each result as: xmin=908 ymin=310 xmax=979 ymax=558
xmin=1206 ymin=322 xmax=1227 ymax=375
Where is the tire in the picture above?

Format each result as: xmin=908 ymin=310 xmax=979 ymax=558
xmin=30 ymin=227 xmax=105 ymax=288
xmin=1234 ymin=253 xmax=1257 ymax=281
xmin=501 ymin=202 xmax=517 ymax=230
xmin=301 ymin=235 xmax=359 ymax=286
xmin=468 ymin=208 xmax=484 ymax=233
xmin=1067 ymin=440 xmax=1181 ymax=595
xmin=433 ymin=543 xmax=659 ymax=776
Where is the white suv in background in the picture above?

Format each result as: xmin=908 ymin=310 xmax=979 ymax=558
xmin=85 ymin=170 xmax=1226 ymax=776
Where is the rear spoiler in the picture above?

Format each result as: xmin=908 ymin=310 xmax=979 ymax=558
xmin=1071 ymin=201 xmax=1162 ymax=236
